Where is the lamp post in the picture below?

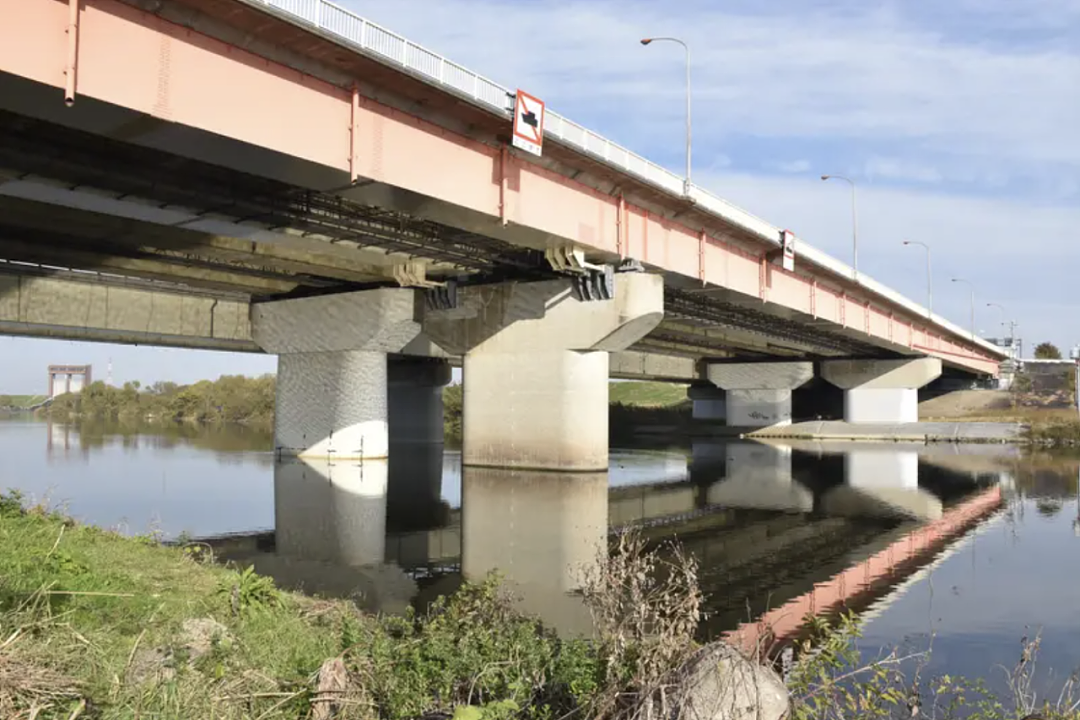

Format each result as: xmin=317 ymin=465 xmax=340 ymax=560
xmin=902 ymin=240 xmax=932 ymax=316
xmin=952 ymin=277 xmax=976 ymax=340
xmin=986 ymin=303 xmax=1013 ymax=341
xmin=640 ymin=37 xmax=691 ymax=196
xmin=821 ymin=174 xmax=859 ymax=280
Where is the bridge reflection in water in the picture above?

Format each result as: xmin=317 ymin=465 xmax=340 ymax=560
xmin=202 ymin=440 xmax=1011 ymax=640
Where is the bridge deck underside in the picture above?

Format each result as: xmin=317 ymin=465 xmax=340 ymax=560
xmin=0 ymin=0 xmax=1003 ymax=374
xmin=0 ymin=110 xmax=889 ymax=361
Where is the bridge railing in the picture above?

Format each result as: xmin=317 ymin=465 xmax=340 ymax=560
xmin=243 ymin=0 xmax=1004 ymax=359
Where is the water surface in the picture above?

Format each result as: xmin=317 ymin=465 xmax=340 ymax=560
xmin=2 ymin=416 xmax=1076 ymax=696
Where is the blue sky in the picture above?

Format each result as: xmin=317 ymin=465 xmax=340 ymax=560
xmin=4 ymin=0 xmax=1079 ymax=392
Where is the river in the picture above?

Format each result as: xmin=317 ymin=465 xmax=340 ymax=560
xmin=1 ymin=416 xmax=1078 ymax=697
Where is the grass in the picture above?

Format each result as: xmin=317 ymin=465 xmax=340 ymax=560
xmin=4 ymin=491 xmax=1079 ymax=720
xmin=608 ymin=382 xmax=689 ymax=408
xmin=0 ymin=492 xmax=345 ymax=718
xmin=0 ymin=492 xmax=687 ymax=720
xmin=918 ymin=388 xmax=1080 ymax=445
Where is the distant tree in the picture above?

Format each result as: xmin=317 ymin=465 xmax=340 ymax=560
xmin=1034 ymin=342 xmax=1062 ymax=359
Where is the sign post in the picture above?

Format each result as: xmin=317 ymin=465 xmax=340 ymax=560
xmin=511 ymin=90 xmax=545 ymax=157
xmin=780 ymin=229 xmax=796 ymax=272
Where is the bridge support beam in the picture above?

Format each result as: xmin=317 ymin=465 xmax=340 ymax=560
xmin=687 ymin=383 xmax=726 ymax=421
xmin=821 ymin=358 xmax=942 ymax=424
xmin=251 ymin=288 xmax=424 ymax=460
xmin=705 ymin=362 xmax=814 ymax=428
xmin=424 ymin=273 xmax=664 ymax=471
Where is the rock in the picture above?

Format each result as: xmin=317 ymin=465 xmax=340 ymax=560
xmin=127 ymin=617 xmax=232 ymax=686
xmin=671 ymin=642 xmax=789 ymax=720
xmin=312 ymin=657 xmax=349 ymax=720
xmin=178 ymin=617 xmax=230 ymax=661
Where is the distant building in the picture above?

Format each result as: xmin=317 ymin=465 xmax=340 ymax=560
xmin=47 ymin=364 xmax=92 ymax=397
xmin=985 ymin=337 xmax=1020 ymax=390
xmin=1018 ymin=358 xmax=1074 ymax=393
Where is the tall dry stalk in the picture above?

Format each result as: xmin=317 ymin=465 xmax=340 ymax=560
xmin=578 ymin=529 xmax=704 ymax=720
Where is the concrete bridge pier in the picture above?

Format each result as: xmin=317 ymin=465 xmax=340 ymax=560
xmin=250 ymin=287 xmax=429 ymax=609
xmin=462 ymin=466 xmax=607 ymax=636
xmin=822 ymin=358 xmax=942 ymax=424
xmin=688 ymin=383 xmax=726 ymax=421
xmin=706 ymin=442 xmax=813 ymax=512
xmin=424 ymin=273 xmax=664 ymax=471
xmin=821 ymin=447 xmax=943 ymax=520
xmin=273 ymin=456 xmax=388 ymax=567
xmin=706 ymin=362 xmax=814 ymax=428
xmin=388 ymin=356 xmax=452 ymax=531
xmin=252 ymin=288 xmax=426 ymax=464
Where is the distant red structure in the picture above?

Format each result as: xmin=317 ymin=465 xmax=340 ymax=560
xmin=47 ymin=364 xmax=92 ymax=398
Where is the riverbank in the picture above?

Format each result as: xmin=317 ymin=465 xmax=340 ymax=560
xmin=4 ymin=491 xmax=1079 ymax=719
xmin=0 ymin=395 xmax=47 ymax=413
xmin=0 ymin=491 xmax=618 ymax=719
xmin=611 ymin=385 xmax=1080 ymax=446
xmin=921 ymin=389 xmax=1080 ymax=446
xmin=749 ymin=420 xmax=1024 ymax=443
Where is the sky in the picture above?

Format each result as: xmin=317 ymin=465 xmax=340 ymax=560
xmin=4 ymin=0 xmax=1080 ymax=392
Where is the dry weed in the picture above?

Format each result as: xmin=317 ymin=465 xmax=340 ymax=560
xmin=0 ymin=629 xmax=82 ymax=718
xmin=1003 ymin=632 xmax=1080 ymax=719
xmin=578 ymin=529 xmax=704 ymax=720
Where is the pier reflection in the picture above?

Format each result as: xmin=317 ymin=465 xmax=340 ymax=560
xmin=202 ymin=439 xmax=1010 ymax=638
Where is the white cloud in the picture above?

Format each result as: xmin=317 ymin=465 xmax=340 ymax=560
xmin=770 ymin=160 xmax=812 ymax=174
xmin=864 ymin=157 xmax=942 ymax=185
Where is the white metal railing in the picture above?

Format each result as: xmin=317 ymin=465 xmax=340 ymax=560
xmin=241 ymin=0 xmax=1004 ymax=358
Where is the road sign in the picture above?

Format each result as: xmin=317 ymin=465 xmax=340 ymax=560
xmin=780 ymin=229 xmax=796 ymax=272
xmin=512 ymin=90 xmax=545 ymax=156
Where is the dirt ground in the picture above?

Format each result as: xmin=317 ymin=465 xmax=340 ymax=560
xmin=919 ymin=388 xmax=1077 ymax=420
xmin=918 ymin=390 xmax=1012 ymax=419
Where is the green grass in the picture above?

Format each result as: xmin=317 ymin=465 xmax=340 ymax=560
xmin=608 ymin=381 xmax=689 ymax=408
xmin=0 ymin=493 xmax=603 ymax=720
xmin=0 ymin=493 xmax=345 ymax=718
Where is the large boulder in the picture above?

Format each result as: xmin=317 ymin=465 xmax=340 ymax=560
xmin=671 ymin=642 xmax=789 ymax=720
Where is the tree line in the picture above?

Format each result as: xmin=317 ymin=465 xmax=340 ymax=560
xmin=46 ymin=375 xmax=276 ymax=425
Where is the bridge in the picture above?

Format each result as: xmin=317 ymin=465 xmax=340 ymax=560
xmin=0 ymin=0 xmax=1007 ymax=472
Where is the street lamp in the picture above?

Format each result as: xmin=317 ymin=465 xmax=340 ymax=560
xmin=902 ymin=240 xmax=932 ymax=316
xmin=986 ymin=303 xmax=1016 ymax=342
xmin=821 ymin=174 xmax=859 ymax=280
xmin=640 ymin=37 xmax=692 ymax=196
xmin=951 ymin=277 xmax=976 ymax=340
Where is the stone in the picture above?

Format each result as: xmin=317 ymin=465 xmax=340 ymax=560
xmin=672 ymin=642 xmax=789 ymax=720
xmin=127 ymin=617 xmax=232 ymax=686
